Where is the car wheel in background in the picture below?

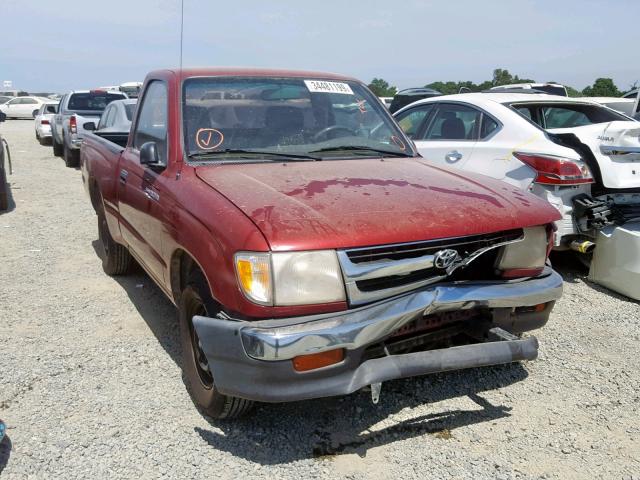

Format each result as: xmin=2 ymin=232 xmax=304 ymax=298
xmin=179 ymin=269 xmax=254 ymax=420
xmin=52 ymin=137 xmax=63 ymax=157
xmin=97 ymin=207 xmax=131 ymax=275
xmin=0 ymin=139 xmax=8 ymax=211
xmin=32 ymin=110 xmax=38 ymax=119
xmin=63 ymin=142 xmax=79 ymax=168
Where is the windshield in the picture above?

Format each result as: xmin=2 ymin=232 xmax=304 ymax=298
xmin=67 ymin=92 xmax=126 ymax=112
xmin=182 ymin=77 xmax=414 ymax=160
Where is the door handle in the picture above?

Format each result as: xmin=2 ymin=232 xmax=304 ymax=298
xmin=445 ymin=150 xmax=463 ymax=162
xmin=119 ymin=169 xmax=128 ymax=184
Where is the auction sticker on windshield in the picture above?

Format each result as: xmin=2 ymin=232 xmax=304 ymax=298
xmin=304 ymin=80 xmax=353 ymax=95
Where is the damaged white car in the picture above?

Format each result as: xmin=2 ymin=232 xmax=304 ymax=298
xmin=394 ymin=92 xmax=640 ymax=299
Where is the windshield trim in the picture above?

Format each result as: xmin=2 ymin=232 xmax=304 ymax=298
xmin=180 ymin=75 xmax=416 ymax=164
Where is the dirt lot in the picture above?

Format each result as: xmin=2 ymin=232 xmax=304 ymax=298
xmin=0 ymin=119 xmax=639 ymax=479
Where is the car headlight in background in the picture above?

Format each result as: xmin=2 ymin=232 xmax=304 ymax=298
xmin=497 ymin=226 xmax=550 ymax=278
xmin=235 ymin=250 xmax=346 ymax=306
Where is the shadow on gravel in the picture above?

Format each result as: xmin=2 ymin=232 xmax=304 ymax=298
xmin=195 ymin=363 xmax=527 ymax=463
xmin=0 ymin=435 xmax=12 ymax=474
xmin=91 ymin=240 xmax=183 ymax=366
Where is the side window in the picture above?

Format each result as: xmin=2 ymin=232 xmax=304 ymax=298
xmin=479 ymin=115 xmax=499 ymax=139
xmin=23 ymin=98 xmax=37 ymax=105
xmin=395 ymin=105 xmax=433 ymax=138
xmin=133 ymin=81 xmax=168 ymax=163
xmin=423 ymin=104 xmax=481 ymax=141
xmin=542 ymin=107 xmax=590 ymax=129
xmin=515 ymin=106 xmax=533 ymax=120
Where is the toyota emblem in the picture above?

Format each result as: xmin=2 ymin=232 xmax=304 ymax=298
xmin=433 ymin=249 xmax=460 ymax=269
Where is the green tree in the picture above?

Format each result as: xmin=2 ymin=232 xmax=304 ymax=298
xmin=565 ymin=86 xmax=582 ymax=97
xmin=582 ymin=78 xmax=621 ymax=97
xmin=368 ymin=78 xmax=397 ymax=97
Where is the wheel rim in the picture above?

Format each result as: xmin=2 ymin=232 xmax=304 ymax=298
xmin=187 ymin=297 xmax=214 ymax=389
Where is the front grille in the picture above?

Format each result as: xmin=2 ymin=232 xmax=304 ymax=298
xmin=338 ymin=229 xmax=523 ymax=305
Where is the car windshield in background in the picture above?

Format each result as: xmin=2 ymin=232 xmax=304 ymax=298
xmin=124 ymin=103 xmax=136 ymax=121
xmin=67 ymin=92 xmax=126 ymax=112
xmin=183 ymin=77 xmax=414 ymax=160
xmin=510 ymin=102 xmax=628 ymax=129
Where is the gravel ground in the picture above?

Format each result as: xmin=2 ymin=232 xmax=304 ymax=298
xmin=0 ymin=120 xmax=639 ymax=479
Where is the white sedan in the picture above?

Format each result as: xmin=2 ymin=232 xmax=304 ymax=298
xmin=34 ymin=102 xmax=59 ymax=145
xmin=0 ymin=96 xmax=50 ymax=119
xmin=394 ymin=92 xmax=640 ymax=297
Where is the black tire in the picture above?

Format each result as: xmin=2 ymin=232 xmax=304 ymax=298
xmin=97 ymin=208 xmax=131 ymax=275
xmin=63 ymin=141 xmax=79 ymax=168
xmin=52 ymin=137 xmax=63 ymax=157
xmin=0 ymin=142 xmax=7 ymax=211
xmin=32 ymin=110 xmax=38 ymax=119
xmin=179 ymin=270 xmax=254 ymax=419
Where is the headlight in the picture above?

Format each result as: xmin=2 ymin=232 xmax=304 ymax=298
xmin=497 ymin=226 xmax=549 ymax=278
xmin=235 ymin=251 xmax=346 ymax=306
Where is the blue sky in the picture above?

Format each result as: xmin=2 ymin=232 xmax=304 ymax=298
xmin=1 ymin=0 xmax=638 ymax=93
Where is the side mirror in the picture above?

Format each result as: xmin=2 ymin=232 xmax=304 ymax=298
xmin=140 ymin=141 xmax=163 ymax=166
xmin=83 ymin=122 xmax=96 ymax=131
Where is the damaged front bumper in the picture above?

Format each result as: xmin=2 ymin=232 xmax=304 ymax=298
xmin=192 ymin=268 xmax=563 ymax=403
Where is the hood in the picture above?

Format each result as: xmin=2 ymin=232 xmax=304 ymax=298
xmin=195 ymin=158 xmax=560 ymax=251
xmin=549 ymin=121 xmax=640 ymax=190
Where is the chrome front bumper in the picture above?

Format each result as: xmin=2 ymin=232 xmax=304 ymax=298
xmin=192 ymin=268 xmax=563 ymax=402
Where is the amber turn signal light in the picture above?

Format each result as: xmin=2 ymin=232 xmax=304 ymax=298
xmin=292 ymin=349 xmax=345 ymax=372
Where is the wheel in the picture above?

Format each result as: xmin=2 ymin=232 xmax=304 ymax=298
xmin=97 ymin=208 xmax=131 ymax=275
xmin=52 ymin=137 xmax=63 ymax=157
xmin=179 ymin=269 xmax=254 ymax=419
xmin=0 ymin=143 xmax=7 ymax=211
xmin=38 ymin=136 xmax=48 ymax=146
xmin=32 ymin=110 xmax=38 ymax=119
xmin=63 ymin=141 xmax=79 ymax=167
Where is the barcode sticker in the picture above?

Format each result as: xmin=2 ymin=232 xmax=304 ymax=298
xmin=304 ymin=80 xmax=354 ymax=95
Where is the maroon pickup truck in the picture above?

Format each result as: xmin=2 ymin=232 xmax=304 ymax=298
xmin=81 ymin=68 xmax=563 ymax=419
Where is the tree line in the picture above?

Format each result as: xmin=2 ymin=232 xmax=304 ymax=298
xmin=368 ymin=69 xmax=637 ymax=98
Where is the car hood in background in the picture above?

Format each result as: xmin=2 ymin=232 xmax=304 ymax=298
xmin=196 ymin=158 xmax=560 ymax=251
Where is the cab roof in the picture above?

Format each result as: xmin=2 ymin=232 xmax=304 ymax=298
xmin=150 ymin=67 xmax=359 ymax=83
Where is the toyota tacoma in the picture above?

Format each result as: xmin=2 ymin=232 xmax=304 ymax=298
xmin=81 ymin=68 xmax=563 ymax=419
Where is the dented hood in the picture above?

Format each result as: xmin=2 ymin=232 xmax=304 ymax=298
xmin=549 ymin=121 xmax=640 ymax=190
xmin=195 ymin=158 xmax=560 ymax=251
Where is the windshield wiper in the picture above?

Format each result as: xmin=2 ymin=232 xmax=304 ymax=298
xmin=187 ymin=149 xmax=321 ymax=161
xmin=308 ymin=145 xmax=413 ymax=157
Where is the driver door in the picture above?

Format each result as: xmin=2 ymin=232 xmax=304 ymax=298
xmin=118 ymin=81 xmax=169 ymax=284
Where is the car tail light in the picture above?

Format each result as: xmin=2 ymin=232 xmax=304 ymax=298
xmin=41 ymin=119 xmax=50 ymax=125
xmin=514 ymin=152 xmax=594 ymax=185
xmin=69 ymin=115 xmax=77 ymax=134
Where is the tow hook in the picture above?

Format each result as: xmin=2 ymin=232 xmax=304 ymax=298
xmin=570 ymin=239 xmax=596 ymax=254
xmin=371 ymin=382 xmax=382 ymax=404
